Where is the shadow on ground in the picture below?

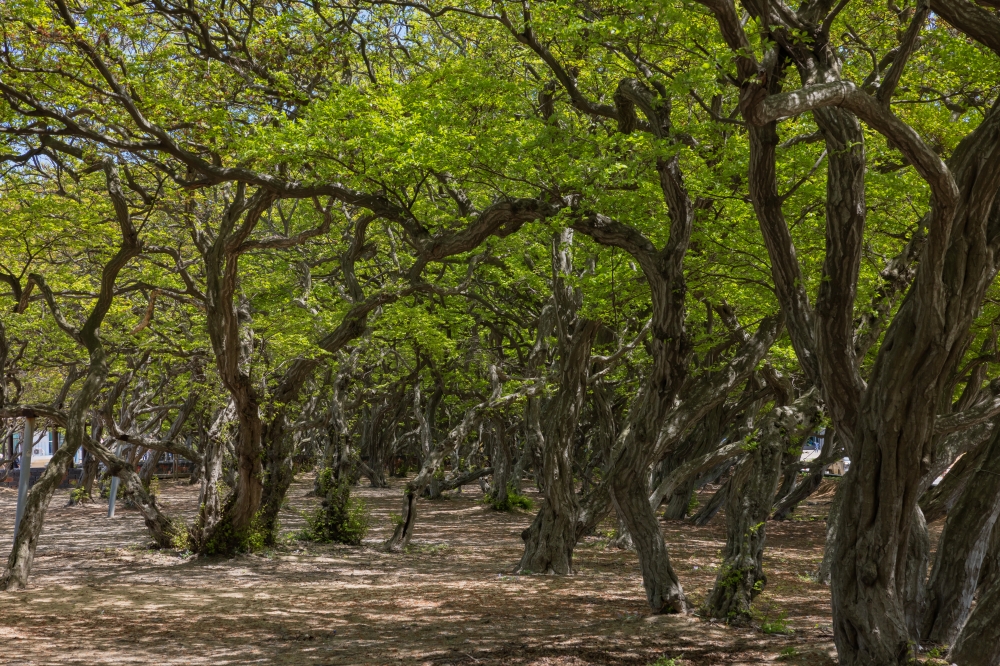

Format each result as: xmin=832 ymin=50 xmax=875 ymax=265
xmin=0 ymin=476 xmax=839 ymax=665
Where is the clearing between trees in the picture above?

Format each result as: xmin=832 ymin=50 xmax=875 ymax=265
xmin=0 ymin=478 xmax=840 ymax=666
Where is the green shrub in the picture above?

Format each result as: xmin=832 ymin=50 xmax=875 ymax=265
xmin=687 ymin=491 xmax=700 ymax=515
xmin=98 ymin=477 xmax=125 ymax=500
xmin=488 ymin=484 xmax=533 ymax=511
xmin=760 ymin=611 xmax=792 ymax=635
xmin=300 ymin=468 xmax=370 ymax=545
xmin=200 ymin=511 xmax=268 ymax=555
xmin=648 ymin=658 xmax=678 ymax=666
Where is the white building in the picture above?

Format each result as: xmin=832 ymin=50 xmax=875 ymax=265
xmin=12 ymin=429 xmax=83 ymax=468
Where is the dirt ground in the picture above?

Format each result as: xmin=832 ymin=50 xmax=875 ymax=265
xmin=0 ymin=476 xmax=844 ymax=666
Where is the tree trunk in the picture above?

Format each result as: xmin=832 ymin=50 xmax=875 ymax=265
xmin=79 ymin=447 xmax=100 ymax=503
xmin=920 ymin=435 xmax=989 ymax=523
xmin=517 ymin=231 xmax=598 ymax=573
xmin=949 ymin=548 xmax=1000 ymax=666
xmin=1 ymin=162 xmax=139 ymax=589
xmin=689 ymin=476 xmax=730 ymax=526
xmin=977 ymin=517 xmax=1000 ymax=600
xmin=84 ymin=437 xmax=184 ymax=549
xmin=705 ymin=421 xmax=784 ymax=623
xmin=139 ymin=449 xmax=162 ymax=486
xmin=1 ymin=442 xmax=79 ymax=589
xmin=818 ymin=471 xmax=849 ymax=585
xmin=610 ymin=459 xmax=685 ymax=611
xmin=257 ymin=415 xmax=295 ymax=545
xmin=903 ymin=506 xmax=929 ymax=641
xmin=772 ymin=428 xmax=839 ymax=520
xmin=920 ymin=425 xmax=1000 ymax=645
xmin=488 ymin=416 xmax=512 ymax=509
xmin=662 ymin=482 xmax=695 ymax=520
xmin=191 ymin=435 xmax=226 ymax=551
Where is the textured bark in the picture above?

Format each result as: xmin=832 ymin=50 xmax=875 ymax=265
xmin=950 ymin=541 xmax=1000 ymax=666
xmin=903 ymin=506 xmax=929 ymax=641
xmin=518 ymin=230 xmax=599 ymax=574
xmin=488 ymin=415 xmax=512 ymax=509
xmin=662 ymin=481 xmax=696 ymax=520
xmin=818 ymin=470 xmax=850 ymax=586
xmin=772 ymin=428 xmax=840 ymax=520
xmin=977 ymin=516 xmax=1000 ymax=601
xmin=695 ymin=2 xmax=1000 ymax=661
xmin=920 ymin=425 xmax=1000 ymax=645
xmin=921 ymin=434 xmax=990 ymax=523
xmin=139 ymin=449 xmax=163 ymax=486
xmin=688 ymin=477 xmax=730 ymax=527
xmin=705 ymin=431 xmax=784 ymax=623
xmin=705 ymin=394 xmax=819 ymax=622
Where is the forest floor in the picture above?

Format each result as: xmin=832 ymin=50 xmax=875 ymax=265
xmin=0 ymin=475 xmax=855 ymax=665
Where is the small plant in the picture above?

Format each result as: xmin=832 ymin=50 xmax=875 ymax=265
xmin=647 ymin=657 xmax=678 ymax=666
xmin=925 ymin=645 xmax=948 ymax=658
xmin=687 ymin=491 xmax=699 ymax=515
xmin=98 ymin=477 xmax=125 ymax=500
xmin=170 ymin=526 xmax=191 ymax=551
xmin=761 ymin=610 xmax=792 ymax=635
xmin=778 ymin=646 xmax=797 ymax=659
xmin=299 ymin=468 xmax=370 ymax=545
xmin=69 ymin=486 xmax=91 ymax=504
xmin=487 ymin=484 xmax=533 ymax=511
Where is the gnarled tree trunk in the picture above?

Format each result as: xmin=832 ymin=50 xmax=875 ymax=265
xmin=920 ymin=424 xmax=1000 ymax=645
xmin=704 ymin=397 xmax=812 ymax=623
xmin=517 ymin=230 xmax=599 ymax=574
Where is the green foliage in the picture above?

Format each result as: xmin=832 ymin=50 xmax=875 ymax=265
xmin=170 ymin=527 xmax=191 ymax=552
xmin=647 ymin=658 xmax=678 ymax=666
xmin=760 ymin=611 xmax=793 ymax=635
xmin=69 ymin=486 xmax=91 ymax=504
xmin=487 ymin=484 xmax=533 ymax=512
xmin=200 ymin=513 xmax=268 ymax=557
xmin=778 ymin=646 xmax=797 ymax=659
xmin=687 ymin=491 xmax=700 ymax=515
xmin=198 ymin=488 xmax=269 ymax=556
xmin=925 ymin=645 xmax=948 ymax=659
xmin=299 ymin=468 xmax=370 ymax=546
xmin=99 ymin=477 xmax=125 ymax=501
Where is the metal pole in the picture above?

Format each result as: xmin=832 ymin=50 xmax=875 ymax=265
xmin=13 ymin=417 xmax=35 ymax=543
xmin=107 ymin=444 xmax=121 ymax=518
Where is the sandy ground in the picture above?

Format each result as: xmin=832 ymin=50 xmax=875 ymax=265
xmin=0 ymin=476 xmax=842 ymax=665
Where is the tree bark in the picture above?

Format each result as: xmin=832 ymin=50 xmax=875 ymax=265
xmin=903 ymin=506 xmax=930 ymax=641
xmin=705 ymin=398 xmax=810 ymax=623
xmin=950 ymin=528 xmax=1000 ymax=666
xmin=772 ymin=428 xmax=839 ymax=520
xmin=689 ymin=476 xmax=730 ymax=527
xmin=920 ymin=424 xmax=1000 ymax=645
xmin=920 ymin=433 xmax=990 ymax=523
xmin=517 ymin=230 xmax=599 ymax=574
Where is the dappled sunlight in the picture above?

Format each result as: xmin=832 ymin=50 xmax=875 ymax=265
xmin=0 ymin=477 xmax=839 ymax=665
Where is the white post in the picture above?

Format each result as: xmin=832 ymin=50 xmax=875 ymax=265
xmin=13 ymin=417 xmax=35 ymax=543
xmin=107 ymin=444 xmax=122 ymax=518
